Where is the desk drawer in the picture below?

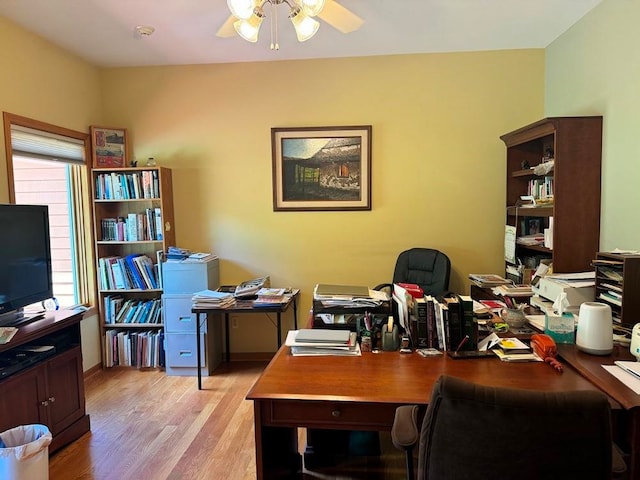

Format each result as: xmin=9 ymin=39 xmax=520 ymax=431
xmin=163 ymin=294 xmax=204 ymax=333
xmin=261 ymin=400 xmax=396 ymax=430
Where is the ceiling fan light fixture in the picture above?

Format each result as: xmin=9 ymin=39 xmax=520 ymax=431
xmin=300 ymin=0 xmax=325 ymax=17
xmin=289 ymin=7 xmax=319 ymax=42
xmin=233 ymin=11 xmax=264 ymax=42
xmin=227 ymin=0 xmax=257 ymax=20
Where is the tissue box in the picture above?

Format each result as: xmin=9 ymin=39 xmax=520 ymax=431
xmin=545 ymin=312 xmax=575 ymax=344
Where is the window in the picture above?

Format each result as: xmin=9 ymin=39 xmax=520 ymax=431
xmin=3 ymin=113 xmax=94 ymax=310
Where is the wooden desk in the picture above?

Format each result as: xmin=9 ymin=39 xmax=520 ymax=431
xmin=246 ymin=346 xmax=619 ymax=480
xmin=558 ymin=344 xmax=640 ymax=478
xmin=192 ymin=290 xmax=299 ymax=390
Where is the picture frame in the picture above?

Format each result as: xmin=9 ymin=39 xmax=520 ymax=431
xmin=90 ymin=126 xmax=128 ymax=168
xmin=271 ymin=125 xmax=372 ymax=211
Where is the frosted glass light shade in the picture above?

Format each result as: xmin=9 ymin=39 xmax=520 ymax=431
xmin=228 ymin=0 xmax=256 ymax=20
xmin=301 ymin=0 xmax=325 ymax=16
xmin=233 ymin=14 xmax=264 ymax=42
xmin=290 ymin=11 xmax=319 ymax=41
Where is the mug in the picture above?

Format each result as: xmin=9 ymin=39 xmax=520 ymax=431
xmin=500 ymin=308 xmax=527 ymax=329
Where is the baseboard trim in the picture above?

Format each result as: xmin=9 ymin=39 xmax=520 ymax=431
xmin=227 ymin=352 xmax=274 ymax=362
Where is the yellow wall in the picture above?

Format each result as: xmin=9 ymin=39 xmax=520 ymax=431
xmin=545 ymin=0 xmax=640 ymax=251
xmin=0 ymin=16 xmax=104 ymax=370
xmin=100 ymin=51 xmax=544 ymax=353
xmin=1 ymin=14 xmax=545 ymax=359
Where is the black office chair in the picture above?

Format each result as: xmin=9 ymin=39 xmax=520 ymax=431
xmin=391 ymin=374 xmax=627 ymax=480
xmin=375 ymin=248 xmax=451 ymax=297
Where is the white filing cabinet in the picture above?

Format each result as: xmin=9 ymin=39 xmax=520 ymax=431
xmin=162 ymin=257 xmax=221 ymax=376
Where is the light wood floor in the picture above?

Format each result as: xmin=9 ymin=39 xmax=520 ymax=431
xmin=49 ymin=362 xmax=408 ymax=480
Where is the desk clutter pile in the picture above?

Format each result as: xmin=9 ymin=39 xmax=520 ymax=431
xmin=191 ymin=276 xmax=294 ymax=308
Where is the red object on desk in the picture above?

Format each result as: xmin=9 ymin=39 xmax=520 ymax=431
xmin=396 ymin=283 xmax=423 ymax=298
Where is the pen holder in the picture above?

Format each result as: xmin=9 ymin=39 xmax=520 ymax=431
xmin=381 ymin=324 xmax=400 ymax=351
xmin=545 ymin=310 xmax=575 ymax=344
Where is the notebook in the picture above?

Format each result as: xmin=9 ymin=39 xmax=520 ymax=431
xmin=295 ymin=329 xmax=351 ymax=344
xmin=314 ymin=284 xmax=370 ymax=298
xmin=614 ymin=361 xmax=640 ymax=380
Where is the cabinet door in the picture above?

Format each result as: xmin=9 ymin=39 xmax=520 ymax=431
xmin=0 ymin=365 xmax=47 ymax=433
xmin=46 ymin=346 xmax=86 ymax=435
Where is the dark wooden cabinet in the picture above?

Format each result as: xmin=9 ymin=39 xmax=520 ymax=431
xmin=501 ymin=117 xmax=602 ymax=279
xmin=0 ymin=310 xmax=90 ymax=453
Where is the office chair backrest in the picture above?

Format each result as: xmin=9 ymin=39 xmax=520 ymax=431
xmin=392 ymin=248 xmax=450 ymax=296
xmin=418 ymin=375 xmax=613 ymax=480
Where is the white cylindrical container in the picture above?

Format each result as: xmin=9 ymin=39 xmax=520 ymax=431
xmin=576 ymin=302 xmax=613 ymax=355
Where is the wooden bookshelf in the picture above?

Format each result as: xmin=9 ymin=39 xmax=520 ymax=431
xmin=91 ymin=166 xmax=175 ymax=368
xmin=501 ymin=117 xmax=602 ymax=280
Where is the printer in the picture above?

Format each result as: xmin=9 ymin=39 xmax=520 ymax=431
xmin=531 ymin=275 xmax=595 ymax=314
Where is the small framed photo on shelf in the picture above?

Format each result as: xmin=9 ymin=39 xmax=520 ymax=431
xmin=271 ymin=125 xmax=372 ymax=211
xmin=90 ymin=126 xmax=128 ymax=168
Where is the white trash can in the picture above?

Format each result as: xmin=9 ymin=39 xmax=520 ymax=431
xmin=0 ymin=424 xmax=52 ymax=480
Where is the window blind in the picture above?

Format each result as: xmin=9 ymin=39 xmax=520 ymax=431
xmin=11 ymin=124 xmax=85 ymax=164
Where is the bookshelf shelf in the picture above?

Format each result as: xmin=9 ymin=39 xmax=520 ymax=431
xmin=91 ymin=166 xmax=175 ymax=368
xmin=501 ymin=117 xmax=602 ymax=280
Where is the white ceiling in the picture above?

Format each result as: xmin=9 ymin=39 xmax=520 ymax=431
xmin=0 ymin=0 xmax=603 ymax=68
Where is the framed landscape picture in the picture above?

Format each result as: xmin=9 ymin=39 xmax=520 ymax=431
xmin=90 ymin=126 xmax=128 ymax=168
xmin=271 ymin=125 xmax=372 ymax=211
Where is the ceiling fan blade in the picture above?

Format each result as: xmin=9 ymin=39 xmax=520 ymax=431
xmin=216 ymin=15 xmax=237 ymax=38
xmin=317 ymin=0 xmax=364 ymax=34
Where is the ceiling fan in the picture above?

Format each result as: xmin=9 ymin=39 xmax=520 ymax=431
xmin=216 ymin=0 xmax=363 ymax=46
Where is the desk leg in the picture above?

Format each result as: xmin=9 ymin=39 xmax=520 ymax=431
xmin=225 ymin=312 xmax=230 ymax=363
xmin=630 ymin=409 xmax=640 ymax=479
xmin=277 ymin=313 xmax=282 ymax=348
xmin=253 ymin=402 xmax=301 ymax=479
xmin=196 ymin=313 xmax=202 ymax=390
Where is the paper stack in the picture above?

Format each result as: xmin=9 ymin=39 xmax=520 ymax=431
xmin=192 ymin=289 xmax=235 ymax=308
xmin=285 ymin=329 xmax=361 ymax=356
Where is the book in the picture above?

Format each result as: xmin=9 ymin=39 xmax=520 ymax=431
xmin=0 ymin=327 xmax=18 ymax=344
xmin=441 ymin=295 xmax=462 ymax=351
xmin=458 ymin=295 xmax=477 ymax=350
xmin=294 ymin=328 xmax=351 ymax=344
xmin=314 ymin=284 xmax=370 ymax=298
xmin=495 ymin=337 xmax=531 ymax=354
xmin=494 ymin=284 xmax=533 ymax=297
xmin=414 ymin=297 xmax=428 ymax=348
xmin=492 ymin=348 xmax=541 ymax=362
xmin=468 ymin=274 xmax=511 ymax=287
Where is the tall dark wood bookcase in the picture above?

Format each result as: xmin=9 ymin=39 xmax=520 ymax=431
xmin=501 ymin=117 xmax=602 ymax=280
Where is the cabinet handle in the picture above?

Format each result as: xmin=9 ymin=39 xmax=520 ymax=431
xmin=41 ymin=400 xmax=49 ymax=407
xmin=331 ymin=410 xmax=341 ymax=418
xmin=49 ymin=396 xmax=56 ymax=403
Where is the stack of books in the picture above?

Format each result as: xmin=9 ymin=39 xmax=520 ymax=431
xmin=253 ymin=288 xmax=287 ymax=306
xmin=491 ymin=337 xmax=541 ymax=362
xmin=468 ymin=274 xmax=512 ymax=288
xmin=192 ymin=289 xmax=235 ymax=308
xmin=285 ymin=329 xmax=361 ymax=356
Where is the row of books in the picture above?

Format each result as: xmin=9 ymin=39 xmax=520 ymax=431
xmin=95 ymin=170 xmax=160 ymax=200
xmin=103 ymin=296 xmax=162 ymax=324
xmin=104 ymin=329 xmax=165 ymax=368
xmin=100 ymin=208 xmax=163 ymax=242
xmin=98 ymin=254 xmax=159 ymax=291
xmin=411 ymin=294 xmax=475 ymax=352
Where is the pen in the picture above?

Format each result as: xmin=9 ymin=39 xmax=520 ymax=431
xmin=455 ymin=335 xmax=470 ymax=353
